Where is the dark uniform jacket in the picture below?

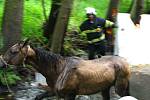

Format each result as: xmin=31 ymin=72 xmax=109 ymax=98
xmin=80 ymin=17 xmax=106 ymax=41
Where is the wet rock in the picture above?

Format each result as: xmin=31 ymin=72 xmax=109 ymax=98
xmin=76 ymin=95 xmax=90 ymax=100
xmin=11 ymin=79 xmax=122 ymax=100
xmin=130 ymin=66 xmax=150 ymax=100
xmin=14 ymin=81 xmax=45 ymax=100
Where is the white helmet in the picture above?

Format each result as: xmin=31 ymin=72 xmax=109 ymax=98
xmin=85 ymin=7 xmax=97 ymax=15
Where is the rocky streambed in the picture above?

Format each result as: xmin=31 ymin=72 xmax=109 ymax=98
xmin=0 ymin=79 xmax=120 ymax=100
xmin=2 ymin=65 xmax=150 ymax=100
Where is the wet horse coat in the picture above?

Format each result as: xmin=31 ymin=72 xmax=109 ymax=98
xmin=2 ymin=41 xmax=131 ymax=100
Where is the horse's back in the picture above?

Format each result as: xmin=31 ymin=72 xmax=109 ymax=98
xmin=55 ymin=55 xmax=130 ymax=95
xmin=98 ymin=56 xmax=130 ymax=72
xmin=76 ymin=56 xmax=130 ymax=94
xmin=68 ymin=56 xmax=117 ymax=94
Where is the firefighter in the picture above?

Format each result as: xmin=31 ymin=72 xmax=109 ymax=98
xmin=79 ymin=7 xmax=116 ymax=59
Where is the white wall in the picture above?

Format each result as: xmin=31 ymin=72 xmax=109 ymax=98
xmin=115 ymin=13 xmax=150 ymax=65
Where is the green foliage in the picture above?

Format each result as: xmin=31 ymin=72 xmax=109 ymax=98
xmin=69 ymin=0 xmax=110 ymax=30
xmin=0 ymin=0 xmax=4 ymax=48
xmin=119 ymin=0 xmax=132 ymax=13
xmin=0 ymin=1 xmax=3 ymax=25
xmin=0 ymin=67 xmax=21 ymax=86
xmin=22 ymin=0 xmax=50 ymax=39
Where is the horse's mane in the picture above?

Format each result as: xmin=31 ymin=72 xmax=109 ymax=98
xmin=33 ymin=47 xmax=64 ymax=68
xmin=35 ymin=48 xmax=62 ymax=59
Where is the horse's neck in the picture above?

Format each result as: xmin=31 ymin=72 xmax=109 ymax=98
xmin=26 ymin=49 xmax=66 ymax=79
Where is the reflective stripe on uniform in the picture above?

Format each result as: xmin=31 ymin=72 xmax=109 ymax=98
xmin=81 ymin=28 xmax=102 ymax=35
xmin=81 ymin=29 xmax=96 ymax=35
xmin=88 ymin=34 xmax=105 ymax=44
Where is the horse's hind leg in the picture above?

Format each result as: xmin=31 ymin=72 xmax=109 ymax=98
xmin=115 ymin=79 xmax=130 ymax=97
xmin=124 ymin=81 xmax=130 ymax=96
xmin=101 ymin=87 xmax=111 ymax=100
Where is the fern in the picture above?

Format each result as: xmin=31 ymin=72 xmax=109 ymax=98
xmin=0 ymin=67 xmax=21 ymax=86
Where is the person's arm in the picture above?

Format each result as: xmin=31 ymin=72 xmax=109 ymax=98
xmin=80 ymin=22 xmax=103 ymax=35
xmin=105 ymin=20 xmax=115 ymax=28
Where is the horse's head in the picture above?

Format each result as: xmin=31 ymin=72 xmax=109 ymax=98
xmin=3 ymin=39 xmax=35 ymax=66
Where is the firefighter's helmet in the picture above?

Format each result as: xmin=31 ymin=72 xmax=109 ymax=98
xmin=85 ymin=7 xmax=97 ymax=15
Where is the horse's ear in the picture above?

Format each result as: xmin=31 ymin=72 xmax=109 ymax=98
xmin=22 ymin=38 xmax=30 ymax=47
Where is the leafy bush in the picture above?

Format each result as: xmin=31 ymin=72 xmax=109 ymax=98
xmin=0 ymin=67 xmax=21 ymax=86
xmin=22 ymin=0 xmax=50 ymax=38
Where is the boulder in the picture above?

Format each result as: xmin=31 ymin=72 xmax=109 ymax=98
xmin=130 ymin=65 xmax=150 ymax=100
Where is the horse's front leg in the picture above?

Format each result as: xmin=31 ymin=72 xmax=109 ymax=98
xmin=35 ymin=91 xmax=55 ymax=100
xmin=64 ymin=92 xmax=76 ymax=100
xmin=101 ymin=87 xmax=111 ymax=100
xmin=56 ymin=95 xmax=61 ymax=100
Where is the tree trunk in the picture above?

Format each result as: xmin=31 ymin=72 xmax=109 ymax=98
xmin=106 ymin=0 xmax=119 ymax=22
xmin=50 ymin=0 xmax=74 ymax=54
xmin=105 ymin=0 xmax=120 ymax=54
xmin=43 ymin=0 xmax=61 ymax=42
xmin=130 ymin=0 xmax=144 ymax=25
xmin=1 ymin=0 xmax=24 ymax=53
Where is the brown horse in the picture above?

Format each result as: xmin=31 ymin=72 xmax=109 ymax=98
xmin=1 ymin=40 xmax=131 ymax=100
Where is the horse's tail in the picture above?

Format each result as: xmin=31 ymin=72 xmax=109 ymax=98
xmin=114 ymin=60 xmax=131 ymax=97
xmin=115 ymin=78 xmax=130 ymax=96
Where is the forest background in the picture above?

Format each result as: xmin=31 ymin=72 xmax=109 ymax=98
xmin=0 ymin=0 xmax=149 ymax=56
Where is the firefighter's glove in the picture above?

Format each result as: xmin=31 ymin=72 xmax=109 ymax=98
xmin=95 ymin=28 xmax=102 ymax=32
